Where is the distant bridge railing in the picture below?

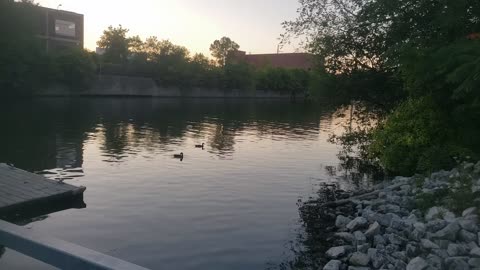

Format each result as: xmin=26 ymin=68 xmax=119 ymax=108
xmin=0 ymin=220 xmax=151 ymax=270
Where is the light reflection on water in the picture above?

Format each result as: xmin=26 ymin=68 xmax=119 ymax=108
xmin=0 ymin=98 xmax=364 ymax=270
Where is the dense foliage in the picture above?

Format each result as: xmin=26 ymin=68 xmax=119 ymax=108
xmin=97 ymin=26 xmax=312 ymax=92
xmin=256 ymin=68 xmax=309 ymax=94
xmin=209 ymin=37 xmax=240 ymax=67
xmin=1 ymin=1 xmax=312 ymax=95
xmin=286 ymin=0 xmax=480 ymax=175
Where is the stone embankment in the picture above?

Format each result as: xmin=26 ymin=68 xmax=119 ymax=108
xmin=320 ymin=162 xmax=480 ymax=270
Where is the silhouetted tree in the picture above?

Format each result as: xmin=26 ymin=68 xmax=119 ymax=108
xmin=97 ymin=25 xmax=130 ymax=64
xmin=209 ymin=37 xmax=240 ymax=67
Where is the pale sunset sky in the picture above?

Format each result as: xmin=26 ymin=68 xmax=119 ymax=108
xmin=36 ymin=0 xmax=302 ymax=56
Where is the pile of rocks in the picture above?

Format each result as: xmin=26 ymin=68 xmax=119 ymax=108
xmin=322 ymin=162 xmax=480 ymax=270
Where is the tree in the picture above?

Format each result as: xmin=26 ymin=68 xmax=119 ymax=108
xmin=51 ymin=48 xmax=96 ymax=91
xmin=143 ymin=36 xmax=162 ymax=61
xmin=209 ymin=37 xmax=240 ymax=67
xmin=0 ymin=0 xmax=47 ymax=94
xmin=282 ymin=0 xmax=480 ymax=176
xmin=191 ymin=53 xmax=210 ymax=68
xmin=283 ymin=0 xmax=480 ymax=74
xmin=97 ymin=25 xmax=130 ymax=64
xmin=127 ymin=35 xmax=149 ymax=64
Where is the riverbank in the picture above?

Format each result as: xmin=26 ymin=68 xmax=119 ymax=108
xmin=39 ymin=75 xmax=304 ymax=99
xmin=304 ymin=162 xmax=480 ymax=270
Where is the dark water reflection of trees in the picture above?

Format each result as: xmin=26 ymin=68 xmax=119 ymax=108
xmin=0 ymin=98 xmax=334 ymax=172
xmin=0 ymin=98 xmax=384 ymax=268
xmin=270 ymin=101 xmax=388 ymax=270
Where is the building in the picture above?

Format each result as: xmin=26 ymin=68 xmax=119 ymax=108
xmin=231 ymin=50 xmax=314 ymax=70
xmin=30 ymin=5 xmax=84 ymax=52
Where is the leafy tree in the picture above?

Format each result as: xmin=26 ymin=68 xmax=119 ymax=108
xmin=223 ymin=62 xmax=255 ymax=90
xmin=127 ymin=35 xmax=147 ymax=62
xmin=0 ymin=0 xmax=47 ymax=94
xmin=285 ymin=0 xmax=480 ymax=175
xmin=143 ymin=36 xmax=162 ymax=61
xmin=51 ymin=48 xmax=97 ymax=91
xmin=187 ymin=53 xmax=218 ymax=87
xmin=256 ymin=68 xmax=309 ymax=93
xmin=97 ymin=25 xmax=130 ymax=64
xmin=283 ymin=0 xmax=480 ymax=73
xmin=209 ymin=37 xmax=240 ymax=67
xmin=191 ymin=53 xmax=210 ymax=68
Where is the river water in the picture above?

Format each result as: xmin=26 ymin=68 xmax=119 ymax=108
xmin=0 ymin=98 xmax=363 ymax=270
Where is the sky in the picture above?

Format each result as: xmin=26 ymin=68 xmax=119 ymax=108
xmin=36 ymin=0 xmax=303 ymax=56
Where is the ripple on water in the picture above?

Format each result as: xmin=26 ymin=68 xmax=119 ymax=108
xmin=0 ymin=98 xmax=372 ymax=270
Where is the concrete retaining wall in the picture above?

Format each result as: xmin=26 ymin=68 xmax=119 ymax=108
xmin=40 ymin=75 xmax=301 ymax=98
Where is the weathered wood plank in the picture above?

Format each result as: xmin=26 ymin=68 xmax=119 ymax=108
xmin=0 ymin=163 xmax=86 ymax=214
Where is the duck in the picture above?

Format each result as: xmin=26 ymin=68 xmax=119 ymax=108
xmin=173 ymin=152 xmax=184 ymax=159
xmin=195 ymin=143 xmax=205 ymax=148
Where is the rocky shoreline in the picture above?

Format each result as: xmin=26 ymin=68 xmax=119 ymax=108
xmin=312 ymin=162 xmax=480 ymax=270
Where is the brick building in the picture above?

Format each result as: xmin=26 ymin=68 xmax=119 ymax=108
xmin=230 ymin=51 xmax=314 ymax=70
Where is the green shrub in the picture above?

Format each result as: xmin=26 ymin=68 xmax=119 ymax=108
xmin=307 ymin=71 xmax=337 ymax=100
xmin=223 ymin=62 xmax=255 ymax=90
xmin=369 ymin=97 xmax=465 ymax=175
xmin=255 ymin=68 xmax=309 ymax=93
xmin=51 ymin=48 xmax=97 ymax=91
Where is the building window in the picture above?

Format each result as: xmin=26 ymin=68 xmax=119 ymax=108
xmin=55 ymin=20 xmax=76 ymax=37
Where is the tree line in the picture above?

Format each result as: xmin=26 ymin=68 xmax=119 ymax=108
xmin=0 ymin=0 xmax=310 ymax=95
xmin=285 ymin=0 xmax=480 ymax=175
xmin=95 ymin=25 xmax=310 ymax=93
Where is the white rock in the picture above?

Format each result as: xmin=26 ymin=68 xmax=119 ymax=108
xmin=326 ymin=246 xmax=351 ymax=259
xmin=364 ymin=221 xmax=381 ymax=238
xmin=459 ymin=219 xmax=478 ymax=233
xmin=349 ymin=252 xmax=370 ymax=266
xmin=353 ymin=231 xmax=366 ymax=245
xmin=421 ymin=239 xmax=439 ymax=250
xmin=334 ymin=232 xmax=355 ymax=243
xmin=433 ymin=222 xmax=460 ymax=241
xmin=357 ymin=243 xmax=370 ymax=253
xmin=445 ymin=257 xmax=470 ymax=270
xmin=346 ymin=217 xmax=368 ymax=231
xmin=448 ymin=243 xmax=468 ymax=256
xmin=471 ymin=247 xmax=480 ymax=258
xmin=368 ymin=248 xmax=386 ymax=269
xmin=347 ymin=267 xmax=369 ymax=270
xmin=469 ymin=258 xmax=480 ymax=267
xmin=443 ymin=211 xmax=456 ymax=222
xmin=406 ymin=257 xmax=429 ymax=270
xmin=459 ymin=229 xmax=477 ymax=243
xmin=463 ymin=207 xmax=477 ymax=217
xmin=425 ymin=206 xmax=447 ymax=221
xmin=427 ymin=219 xmax=448 ymax=232
xmin=413 ymin=222 xmax=426 ymax=232
xmin=323 ymin=260 xmax=342 ymax=270
xmin=426 ymin=254 xmax=443 ymax=269
xmin=335 ymin=215 xmax=352 ymax=228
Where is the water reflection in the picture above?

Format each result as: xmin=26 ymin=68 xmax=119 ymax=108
xmin=326 ymin=102 xmax=386 ymax=184
xmin=0 ymin=98 xmax=331 ymax=173
xmin=0 ymin=98 xmax=379 ymax=270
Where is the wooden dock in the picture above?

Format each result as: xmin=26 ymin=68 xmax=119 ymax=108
xmin=0 ymin=163 xmax=86 ymax=219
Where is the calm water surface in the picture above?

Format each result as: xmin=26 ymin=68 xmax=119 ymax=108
xmin=0 ymin=98 xmax=360 ymax=270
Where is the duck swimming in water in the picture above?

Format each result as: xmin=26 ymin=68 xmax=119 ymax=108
xmin=195 ymin=143 xmax=204 ymax=148
xmin=173 ymin=152 xmax=184 ymax=159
